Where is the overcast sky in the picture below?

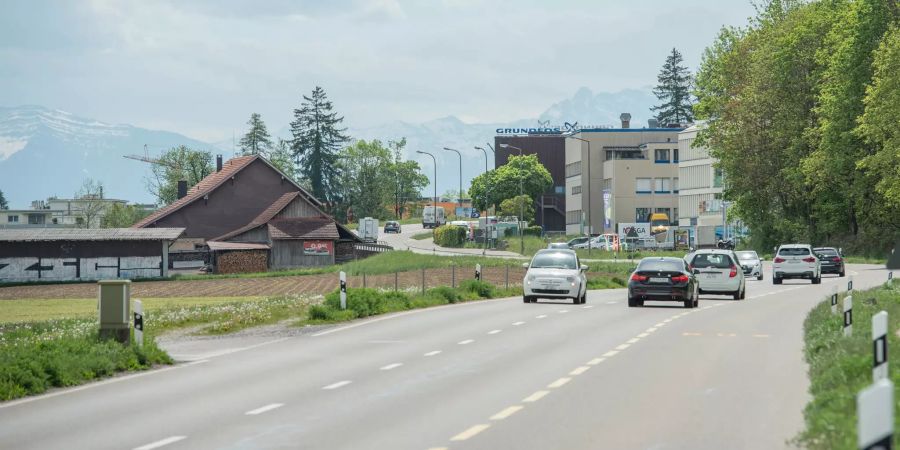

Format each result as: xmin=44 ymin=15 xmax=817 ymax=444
xmin=0 ymin=0 xmax=755 ymax=142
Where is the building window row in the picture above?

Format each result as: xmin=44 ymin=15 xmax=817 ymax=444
xmin=566 ymin=210 xmax=582 ymax=225
xmin=7 ymin=215 xmax=18 ymax=223
xmin=565 ymin=162 xmax=582 ymax=178
xmin=571 ymin=185 xmax=582 ymax=195
xmin=635 ymin=207 xmax=679 ymax=224
xmin=636 ymin=177 xmax=679 ymax=194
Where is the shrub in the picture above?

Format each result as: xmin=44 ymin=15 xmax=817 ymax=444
xmin=523 ymin=225 xmax=543 ymax=237
xmin=434 ymin=225 xmax=466 ymax=247
xmin=429 ymin=286 xmax=460 ymax=303
xmin=460 ymin=279 xmax=496 ymax=298
xmin=324 ymin=288 xmax=386 ymax=318
xmin=308 ymin=304 xmax=358 ymax=321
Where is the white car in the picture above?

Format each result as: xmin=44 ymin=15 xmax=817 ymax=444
xmin=773 ymin=244 xmax=821 ymax=284
xmin=523 ymin=249 xmax=588 ymax=304
xmin=736 ymin=250 xmax=764 ymax=280
xmin=687 ymin=249 xmax=746 ymax=300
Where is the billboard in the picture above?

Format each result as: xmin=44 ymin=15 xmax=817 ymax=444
xmin=303 ymin=240 xmax=333 ymax=256
xmin=617 ymin=223 xmax=651 ymax=239
xmin=603 ymin=190 xmax=612 ymax=229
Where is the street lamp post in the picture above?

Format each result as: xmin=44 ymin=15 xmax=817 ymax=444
xmin=442 ymin=147 xmax=463 ymax=217
xmin=416 ymin=150 xmax=437 ymax=239
xmin=475 ymin=145 xmax=490 ymax=254
xmin=499 ymin=143 xmax=525 ymax=255
xmin=567 ymin=136 xmax=592 ymax=256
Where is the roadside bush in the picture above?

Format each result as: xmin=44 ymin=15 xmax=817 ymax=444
xmin=308 ymin=304 xmax=358 ymax=321
xmin=523 ymin=226 xmax=543 ymax=237
xmin=429 ymin=286 xmax=460 ymax=303
xmin=324 ymin=288 xmax=386 ymax=318
xmin=434 ymin=225 xmax=466 ymax=247
xmin=460 ymin=279 xmax=496 ymax=298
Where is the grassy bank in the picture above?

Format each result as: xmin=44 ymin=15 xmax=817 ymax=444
xmin=796 ymin=282 xmax=899 ymax=449
xmin=411 ymin=231 xmax=433 ymax=240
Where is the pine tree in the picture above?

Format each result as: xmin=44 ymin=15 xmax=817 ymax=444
xmin=290 ymin=86 xmax=350 ymax=204
xmin=651 ymin=48 xmax=694 ymax=125
xmin=268 ymin=138 xmax=296 ymax=181
xmin=239 ymin=113 xmax=273 ymax=155
xmin=0 ymin=189 xmax=7 ymax=210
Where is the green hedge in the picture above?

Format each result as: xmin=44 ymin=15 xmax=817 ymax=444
xmin=434 ymin=225 xmax=467 ymax=247
xmin=523 ymin=225 xmax=543 ymax=237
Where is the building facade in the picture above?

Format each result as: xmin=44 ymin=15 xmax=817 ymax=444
xmin=493 ymin=135 xmax=566 ymax=232
xmin=0 ymin=197 xmax=127 ymax=228
xmin=677 ymin=124 xmax=724 ymax=228
xmin=564 ymin=125 xmax=683 ymax=235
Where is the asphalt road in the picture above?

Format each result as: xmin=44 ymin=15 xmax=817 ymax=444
xmin=379 ymin=223 xmax=522 ymax=258
xmin=0 ymin=263 xmax=890 ymax=450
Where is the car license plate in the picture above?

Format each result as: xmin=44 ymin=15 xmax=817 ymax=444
xmin=649 ymin=277 xmax=668 ymax=283
xmin=704 ymin=273 xmax=718 ymax=279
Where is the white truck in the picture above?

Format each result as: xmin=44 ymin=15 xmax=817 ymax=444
xmin=358 ymin=217 xmax=379 ymax=242
xmin=422 ymin=206 xmax=446 ymax=229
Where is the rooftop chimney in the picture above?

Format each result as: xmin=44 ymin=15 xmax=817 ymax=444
xmin=216 ymin=154 xmax=223 ymax=172
xmin=648 ymin=118 xmax=659 ymax=128
xmin=177 ymin=180 xmax=188 ymax=200
xmin=620 ymin=113 xmax=632 ymax=129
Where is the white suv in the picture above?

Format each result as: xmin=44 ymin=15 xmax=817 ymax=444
xmin=687 ymin=249 xmax=746 ymax=300
xmin=773 ymin=244 xmax=821 ymax=285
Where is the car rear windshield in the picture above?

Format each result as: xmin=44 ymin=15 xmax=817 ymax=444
xmin=815 ymin=248 xmax=838 ymax=256
xmin=637 ymin=260 xmax=683 ymax=272
xmin=779 ymin=247 xmax=810 ymax=256
xmin=692 ymin=253 xmax=734 ymax=269
xmin=530 ymin=253 xmax=577 ymax=269
xmin=736 ymin=251 xmax=758 ymax=260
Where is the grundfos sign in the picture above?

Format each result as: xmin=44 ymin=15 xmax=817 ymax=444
xmin=495 ymin=127 xmax=561 ymax=135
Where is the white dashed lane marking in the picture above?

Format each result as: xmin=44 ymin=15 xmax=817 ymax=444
xmin=602 ymin=350 xmax=619 ymax=357
xmin=582 ymin=305 xmax=594 ymax=309
xmin=587 ymin=357 xmax=605 ymax=365
xmin=424 ymin=350 xmax=442 ymax=357
xmin=512 ymin=321 xmax=526 ymax=326
xmin=548 ymin=377 xmax=571 ymax=388
xmin=490 ymin=405 xmax=524 ymax=420
xmin=570 ymin=366 xmax=590 ymax=376
xmin=488 ymin=329 xmax=502 ymax=335
xmin=451 ymin=424 xmax=491 ymax=441
xmin=626 ymin=338 xmax=640 ymax=344
xmin=458 ymin=339 xmax=475 ymax=345
xmin=380 ymin=363 xmax=403 ymax=371
xmin=133 ymin=436 xmax=187 ymax=450
xmin=323 ymin=380 xmax=352 ymax=390
xmin=536 ymin=315 xmax=547 ymax=319
xmin=245 ymin=403 xmax=284 ymax=416
xmin=615 ymin=344 xmax=630 ymax=350
xmin=523 ymin=391 xmax=550 ymax=402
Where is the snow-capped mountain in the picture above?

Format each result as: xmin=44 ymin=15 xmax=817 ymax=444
xmin=0 ymin=106 xmax=216 ymax=208
xmin=0 ymin=87 xmax=656 ymax=207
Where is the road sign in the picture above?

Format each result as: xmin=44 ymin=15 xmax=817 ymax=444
xmin=873 ymin=311 xmax=888 ymax=382
xmin=831 ymin=286 xmax=839 ymax=314
xmin=857 ymin=379 xmax=893 ymax=450
xmin=844 ymin=296 xmax=853 ymax=337
xmin=471 ymin=211 xmax=480 ymax=218
xmin=339 ymin=271 xmax=347 ymax=310
xmin=133 ymin=300 xmax=143 ymax=347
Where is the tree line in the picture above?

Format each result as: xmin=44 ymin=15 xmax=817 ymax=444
xmin=147 ymin=86 xmax=429 ymax=223
xmin=694 ymin=0 xmax=900 ymax=254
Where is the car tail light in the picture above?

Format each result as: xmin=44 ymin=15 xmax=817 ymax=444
xmin=833 ymin=256 xmax=842 ymax=262
xmin=774 ymin=257 xmax=786 ymax=263
xmin=671 ymin=275 xmax=689 ymax=283
xmin=631 ymin=273 xmax=648 ymax=282
xmin=729 ymin=265 xmax=737 ymax=278
xmin=802 ymin=257 xmax=816 ymax=263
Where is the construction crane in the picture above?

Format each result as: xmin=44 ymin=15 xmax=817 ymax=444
xmin=124 ymin=144 xmax=179 ymax=169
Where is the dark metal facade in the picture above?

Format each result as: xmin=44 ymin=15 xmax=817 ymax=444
xmin=494 ymin=135 xmax=567 ymax=232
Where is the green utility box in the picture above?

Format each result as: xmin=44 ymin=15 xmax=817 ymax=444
xmin=98 ymin=279 xmax=131 ymax=343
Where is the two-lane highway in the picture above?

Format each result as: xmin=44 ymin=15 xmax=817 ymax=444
xmin=0 ymin=263 xmax=889 ymax=450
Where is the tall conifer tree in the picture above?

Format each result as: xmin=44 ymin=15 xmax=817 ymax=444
xmin=290 ymin=86 xmax=349 ymax=204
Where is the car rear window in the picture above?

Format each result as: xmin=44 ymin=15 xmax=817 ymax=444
xmin=530 ymin=253 xmax=577 ymax=269
xmin=779 ymin=247 xmax=810 ymax=256
xmin=692 ymin=253 xmax=734 ymax=269
xmin=736 ymin=251 xmax=758 ymax=260
xmin=637 ymin=260 xmax=684 ymax=272
xmin=815 ymin=248 xmax=838 ymax=256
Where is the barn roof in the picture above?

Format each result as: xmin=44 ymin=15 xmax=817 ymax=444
xmin=0 ymin=228 xmax=185 ymax=242
xmin=267 ymin=218 xmax=340 ymax=240
xmin=206 ymin=241 xmax=270 ymax=251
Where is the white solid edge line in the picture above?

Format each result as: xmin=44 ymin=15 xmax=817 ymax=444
xmin=311 ymin=296 xmax=514 ymax=337
xmin=380 ymin=363 xmax=403 ymax=371
xmin=245 ymin=403 xmax=284 ymax=415
xmin=323 ymin=380 xmax=352 ymax=390
xmin=0 ymin=359 xmax=209 ymax=410
xmin=451 ymin=424 xmax=491 ymax=441
xmin=133 ymin=436 xmax=187 ymax=450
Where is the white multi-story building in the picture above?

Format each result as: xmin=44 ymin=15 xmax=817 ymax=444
xmin=0 ymin=197 xmax=127 ymax=228
xmin=677 ymin=123 xmax=724 ymax=228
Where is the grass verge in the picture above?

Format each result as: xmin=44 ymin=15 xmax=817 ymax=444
xmin=795 ymin=282 xmax=899 ymax=449
xmin=411 ymin=231 xmax=433 ymax=240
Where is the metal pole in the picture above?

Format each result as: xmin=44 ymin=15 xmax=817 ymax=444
xmin=363 ymin=272 xmax=367 ymax=288
xmin=475 ymin=146 xmax=489 ymax=255
xmin=416 ymin=150 xmax=437 ymax=238
xmin=443 ymin=147 xmax=463 ymax=217
xmin=421 ymin=268 xmax=425 ymax=294
xmin=505 ymin=263 xmax=509 ymax=289
xmin=394 ymin=272 xmax=398 ymax=292
xmin=452 ymin=263 xmax=456 ymax=288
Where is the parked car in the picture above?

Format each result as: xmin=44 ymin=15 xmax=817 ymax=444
xmin=814 ymin=247 xmax=845 ymax=277
xmin=736 ymin=250 xmax=764 ymax=280
xmin=547 ymin=242 xmax=570 ymax=249
xmin=383 ymin=221 xmax=401 ymax=233
xmin=523 ymin=249 xmax=588 ymax=304
xmin=567 ymin=236 xmax=590 ymax=248
xmin=687 ymin=249 xmax=746 ymax=299
xmin=773 ymin=244 xmax=821 ymax=284
xmin=627 ymin=257 xmax=698 ymax=308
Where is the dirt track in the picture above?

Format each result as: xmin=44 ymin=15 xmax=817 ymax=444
xmin=0 ymin=267 xmax=528 ymax=300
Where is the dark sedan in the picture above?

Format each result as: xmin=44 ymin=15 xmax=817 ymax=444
xmin=814 ymin=247 xmax=845 ymax=277
xmin=384 ymin=221 xmax=401 ymax=233
xmin=628 ymin=257 xmax=699 ymax=309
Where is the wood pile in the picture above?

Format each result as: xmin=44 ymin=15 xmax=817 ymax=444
xmin=216 ymin=250 xmax=268 ymax=274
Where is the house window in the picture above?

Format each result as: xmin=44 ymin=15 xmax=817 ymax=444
xmin=605 ymin=150 xmax=613 ymax=160
xmin=714 ymin=168 xmax=724 ymax=187
xmin=654 ymin=149 xmax=670 ymax=163
xmin=7 ymin=215 xmax=18 ymax=223
xmin=673 ymin=148 xmax=679 ymax=163
xmin=571 ymin=185 xmax=582 ymax=195
xmin=656 ymin=207 xmax=671 ymax=218
xmin=673 ymin=208 xmax=679 ymax=223
xmin=636 ymin=178 xmax=651 ymax=194
xmin=655 ymin=178 xmax=671 ymax=193
xmin=636 ymin=208 xmax=651 ymax=222
xmin=673 ymin=177 xmax=679 ymax=193
xmin=565 ymin=162 xmax=582 ymax=177
xmin=566 ymin=210 xmax=582 ymax=225
xmin=28 ymin=214 xmax=45 ymax=225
